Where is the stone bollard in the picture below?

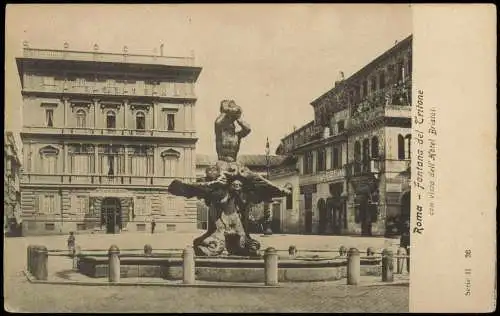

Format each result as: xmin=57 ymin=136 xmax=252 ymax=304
xmin=144 ymin=244 xmax=153 ymax=257
xmin=33 ymin=246 xmax=48 ymax=280
xmin=27 ymin=245 xmax=35 ymax=274
xmin=382 ymin=249 xmax=394 ymax=282
xmin=72 ymin=246 xmax=81 ymax=270
xmin=108 ymin=245 xmax=120 ymax=283
xmin=366 ymin=247 xmax=375 ymax=257
xmin=396 ymin=247 xmax=406 ymax=274
xmin=339 ymin=245 xmax=347 ymax=257
xmin=264 ymin=247 xmax=279 ymax=286
xmin=288 ymin=245 xmax=297 ymax=257
xmin=182 ymin=246 xmax=195 ymax=284
xmin=347 ymin=248 xmax=360 ymax=285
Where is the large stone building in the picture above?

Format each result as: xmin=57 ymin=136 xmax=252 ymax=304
xmin=16 ymin=42 xmax=202 ymax=235
xmin=274 ymin=35 xmax=412 ymax=236
xmin=4 ymin=131 xmax=23 ymax=236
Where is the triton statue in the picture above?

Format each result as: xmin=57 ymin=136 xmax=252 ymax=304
xmin=168 ymin=100 xmax=291 ymax=257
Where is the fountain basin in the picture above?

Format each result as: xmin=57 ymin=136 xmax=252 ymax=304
xmin=78 ymin=255 xmax=382 ymax=283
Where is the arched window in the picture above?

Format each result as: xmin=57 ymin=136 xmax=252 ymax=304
xmin=354 ymin=141 xmax=361 ymax=162
xmin=161 ymin=149 xmax=180 ymax=177
xmin=106 ymin=111 xmax=116 ymax=129
xmin=398 ymin=134 xmax=405 ymax=160
xmin=362 ymin=139 xmax=370 ymax=162
xmin=285 ymin=184 xmax=293 ymax=210
xmin=136 ymin=111 xmax=145 ymax=130
xmin=76 ymin=110 xmax=86 ymax=128
xmin=371 ymin=136 xmax=379 ymax=158
xmin=405 ymin=134 xmax=411 ymax=159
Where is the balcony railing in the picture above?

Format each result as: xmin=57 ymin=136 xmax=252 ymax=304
xmin=22 ymin=84 xmax=195 ymax=99
xmin=23 ymin=48 xmax=196 ymax=67
xmin=22 ymin=126 xmax=196 ymax=139
xmin=300 ymin=167 xmax=345 ymax=185
xmin=20 ymin=173 xmax=194 ymax=186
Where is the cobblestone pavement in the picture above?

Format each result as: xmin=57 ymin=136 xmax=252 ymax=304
xmin=4 ymin=232 xmax=408 ymax=313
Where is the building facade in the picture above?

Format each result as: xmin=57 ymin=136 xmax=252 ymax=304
xmin=4 ymin=131 xmax=23 ymax=236
xmin=16 ymin=43 xmax=202 ymax=235
xmin=274 ymin=35 xmax=412 ymax=236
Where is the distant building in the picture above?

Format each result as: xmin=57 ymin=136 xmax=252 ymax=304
xmin=273 ymin=35 xmax=412 ymax=236
xmin=16 ymin=43 xmax=202 ymax=235
xmin=4 ymin=131 xmax=23 ymax=236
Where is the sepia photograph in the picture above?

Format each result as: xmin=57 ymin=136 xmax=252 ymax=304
xmin=3 ymin=4 xmax=495 ymax=313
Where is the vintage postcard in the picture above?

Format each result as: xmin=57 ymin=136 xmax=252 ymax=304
xmin=4 ymin=4 xmax=496 ymax=313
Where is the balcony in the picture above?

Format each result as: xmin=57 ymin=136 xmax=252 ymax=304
xmin=299 ymin=167 xmax=345 ymax=185
xmin=22 ymin=48 xmax=195 ymax=67
xmin=20 ymin=173 xmax=194 ymax=187
xmin=22 ymin=84 xmax=196 ymax=100
xmin=21 ymin=126 xmax=196 ymax=140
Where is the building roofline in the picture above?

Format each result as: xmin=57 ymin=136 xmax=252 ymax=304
xmin=310 ymin=34 xmax=412 ymax=107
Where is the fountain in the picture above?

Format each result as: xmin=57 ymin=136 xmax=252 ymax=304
xmin=76 ymin=100 xmax=384 ymax=283
xmin=168 ymin=99 xmax=291 ymax=256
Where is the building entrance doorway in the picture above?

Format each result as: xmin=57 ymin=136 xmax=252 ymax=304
xmin=101 ymin=198 xmax=121 ymax=234
xmin=332 ymin=204 xmax=342 ymax=235
xmin=271 ymin=203 xmax=281 ymax=233
xmin=317 ymin=199 xmax=327 ymax=234
xmin=359 ymin=199 xmax=373 ymax=236
xmin=400 ymin=191 xmax=411 ymax=233
xmin=304 ymin=193 xmax=313 ymax=233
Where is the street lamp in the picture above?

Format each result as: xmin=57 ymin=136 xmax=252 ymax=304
xmin=263 ymin=138 xmax=273 ymax=235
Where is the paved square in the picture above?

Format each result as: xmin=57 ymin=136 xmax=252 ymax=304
xmin=4 ymin=232 xmax=408 ymax=313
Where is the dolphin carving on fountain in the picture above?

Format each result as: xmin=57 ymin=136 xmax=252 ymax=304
xmin=168 ymin=100 xmax=291 ymax=257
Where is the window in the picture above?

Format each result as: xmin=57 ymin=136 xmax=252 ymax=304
xmin=71 ymin=144 xmax=94 ymax=175
xmin=163 ymin=196 xmax=177 ymax=214
xmin=136 ymin=112 xmax=145 ymax=130
xmin=354 ymin=141 xmax=361 ymax=162
xmin=398 ymin=134 xmax=405 ymax=160
xmin=107 ymin=156 xmax=115 ymax=175
xmin=134 ymin=196 xmax=147 ymax=215
xmin=379 ymin=72 xmax=386 ymax=89
xmin=43 ymin=194 xmax=56 ymax=214
xmin=40 ymin=146 xmax=59 ymax=174
xmin=405 ymin=134 xmax=411 ymax=159
xmin=167 ymin=113 xmax=175 ymax=131
xmin=130 ymin=146 xmax=153 ymax=176
xmin=362 ymin=139 xmax=370 ymax=161
xmin=106 ymin=111 xmax=116 ymax=129
xmin=45 ymin=223 xmax=55 ymax=231
xmin=161 ymin=149 xmax=180 ymax=177
xmin=332 ymin=147 xmax=340 ymax=169
xmin=371 ymin=137 xmax=379 ymax=158
xmin=370 ymin=77 xmax=377 ymax=93
xmin=337 ymin=120 xmax=345 ymax=133
xmin=46 ymin=109 xmax=54 ymax=127
xmin=317 ymin=149 xmax=326 ymax=172
xmin=362 ymin=81 xmax=368 ymax=97
xmin=303 ymin=152 xmax=313 ymax=174
xmin=397 ymin=61 xmax=405 ymax=82
xmin=75 ymin=196 xmax=88 ymax=215
xmin=76 ymin=110 xmax=86 ymax=128
xmin=285 ymin=186 xmax=293 ymax=210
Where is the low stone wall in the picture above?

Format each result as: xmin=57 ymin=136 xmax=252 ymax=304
xmin=78 ymin=256 xmax=382 ymax=283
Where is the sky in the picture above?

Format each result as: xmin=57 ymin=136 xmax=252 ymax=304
xmin=5 ymin=4 xmax=412 ymax=155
